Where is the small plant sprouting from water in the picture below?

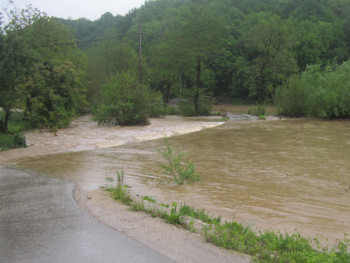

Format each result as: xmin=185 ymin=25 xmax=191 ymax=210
xmin=258 ymin=114 xmax=266 ymax=120
xmin=157 ymin=138 xmax=201 ymax=185
xmin=105 ymin=168 xmax=128 ymax=188
xmin=106 ymin=168 xmax=134 ymax=204
xmin=117 ymin=168 xmax=125 ymax=185
xmin=248 ymin=103 xmax=266 ymax=116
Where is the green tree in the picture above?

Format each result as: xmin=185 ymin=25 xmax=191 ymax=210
xmin=22 ymin=17 xmax=88 ymax=131
xmin=0 ymin=4 xmax=40 ymax=133
xmin=157 ymin=1 xmax=224 ymax=115
xmin=86 ymin=30 xmax=139 ymax=104
xmin=241 ymin=12 xmax=297 ymax=101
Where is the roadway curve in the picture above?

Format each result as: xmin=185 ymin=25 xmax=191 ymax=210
xmin=0 ymin=167 xmax=173 ymax=263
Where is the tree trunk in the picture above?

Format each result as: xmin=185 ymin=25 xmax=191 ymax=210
xmin=258 ymin=59 xmax=267 ymax=103
xmin=2 ymin=109 xmax=10 ymax=134
xmin=138 ymin=21 xmax=143 ymax=85
xmin=163 ymin=82 xmax=171 ymax=104
xmin=194 ymin=56 xmax=202 ymax=115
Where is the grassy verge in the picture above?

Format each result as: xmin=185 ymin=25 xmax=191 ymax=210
xmin=105 ymin=184 xmax=350 ymax=263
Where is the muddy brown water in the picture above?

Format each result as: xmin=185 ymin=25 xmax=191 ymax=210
xmin=14 ymin=117 xmax=350 ymax=244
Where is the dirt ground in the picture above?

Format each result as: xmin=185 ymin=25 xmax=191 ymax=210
xmin=0 ymin=115 xmax=250 ymax=263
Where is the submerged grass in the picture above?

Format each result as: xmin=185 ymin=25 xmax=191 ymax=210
xmin=106 ymin=183 xmax=350 ymax=263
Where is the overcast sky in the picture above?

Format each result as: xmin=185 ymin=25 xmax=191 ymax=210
xmin=1 ymin=0 xmax=147 ymax=21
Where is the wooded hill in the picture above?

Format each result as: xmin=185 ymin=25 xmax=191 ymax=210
xmin=1 ymin=0 xmax=350 ymax=136
xmin=60 ymin=0 xmax=350 ymax=103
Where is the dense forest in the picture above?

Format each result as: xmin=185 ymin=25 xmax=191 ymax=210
xmin=1 ymin=0 xmax=350 ymax=144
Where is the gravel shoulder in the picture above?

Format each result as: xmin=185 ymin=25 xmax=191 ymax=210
xmin=75 ymin=187 xmax=250 ymax=263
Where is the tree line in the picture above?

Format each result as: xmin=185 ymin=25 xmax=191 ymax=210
xmin=1 ymin=0 xmax=350 ymax=136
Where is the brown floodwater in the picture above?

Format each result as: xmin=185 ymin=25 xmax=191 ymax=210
xmin=15 ymin=117 xmax=350 ymax=243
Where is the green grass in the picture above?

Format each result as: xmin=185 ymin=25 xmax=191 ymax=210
xmin=106 ymin=185 xmax=133 ymax=205
xmin=106 ymin=183 xmax=350 ymax=263
xmin=179 ymin=204 xmax=221 ymax=225
xmin=142 ymin=196 xmax=156 ymax=203
xmin=0 ymin=111 xmax=28 ymax=151
xmin=204 ymin=224 xmax=350 ymax=262
xmin=258 ymin=115 xmax=266 ymax=120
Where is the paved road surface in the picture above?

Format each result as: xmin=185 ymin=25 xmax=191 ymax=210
xmin=0 ymin=167 xmax=173 ymax=263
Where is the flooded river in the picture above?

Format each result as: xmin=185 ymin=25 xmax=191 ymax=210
xmin=15 ymin=116 xmax=350 ymax=243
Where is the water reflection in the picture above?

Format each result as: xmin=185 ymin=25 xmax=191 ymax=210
xmin=16 ymin=118 xmax=350 ymax=242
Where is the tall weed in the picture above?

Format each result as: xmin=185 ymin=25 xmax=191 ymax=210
xmin=157 ymin=138 xmax=201 ymax=185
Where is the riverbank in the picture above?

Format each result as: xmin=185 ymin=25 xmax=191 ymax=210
xmin=0 ymin=115 xmax=251 ymax=262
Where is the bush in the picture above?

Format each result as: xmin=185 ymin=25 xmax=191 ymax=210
xmin=0 ymin=111 xmax=27 ymax=151
xmin=275 ymin=75 xmax=307 ymax=117
xmin=95 ymin=100 xmax=149 ymax=126
xmin=166 ymin=105 xmax=180 ymax=115
xmin=147 ymin=92 xmax=167 ymax=118
xmin=13 ymin=133 xmax=26 ymax=147
xmin=0 ymin=132 xmax=26 ymax=151
xmin=248 ymin=103 xmax=266 ymax=116
xmin=95 ymin=72 xmax=165 ymax=126
xmin=178 ymin=97 xmax=213 ymax=117
xmin=157 ymin=138 xmax=201 ymax=185
xmin=275 ymin=61 xmax=350 ymax=119
xmin=178 ymin=100 xmax=195 ymax=117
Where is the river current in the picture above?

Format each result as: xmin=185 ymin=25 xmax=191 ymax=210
xmin=16 ymin=116 xmax=350 ymax=243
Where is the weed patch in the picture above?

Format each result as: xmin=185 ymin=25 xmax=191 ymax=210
xmin=142 ymin=196 xmax=156 ymax=203
xmin=157 ymin=138 xmax=201 ymax=185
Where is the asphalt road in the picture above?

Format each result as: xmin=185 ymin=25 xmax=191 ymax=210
xmin=0 ymin=167 xmax=173 ymax=263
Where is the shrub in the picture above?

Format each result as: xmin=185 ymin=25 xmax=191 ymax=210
xmin=275 ymin=61 xmax=350 ymax=119
xmin=166 ymin=105 xmax=180 ymax=115
xmin=0 ymin=132 xmax=26 ymax=151
xmin=148 ymin=94 xmax=167 ymax=118
xmin=275 ymin=75 xmax=308 ymax=117
xmin=178 ymin=97 xmax=213 ymax=117
xmin=178 ymin=100 xmax=195 ymax=117
xmin=13 ymin=133 xmax=26 ymax=147
xmin=157 ymin=138 xmax=201 ymax=185
xmin=248 ymin=103 xmax=266 ymax=116
xmin=95 ymin=72 xmax=165 ymax=126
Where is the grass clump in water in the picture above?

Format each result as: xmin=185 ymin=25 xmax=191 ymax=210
xmin=105 ymin=169 xmax=133 ymax=205
xmin=157 ymin=138 xmax=201 ymax=185
xmin=106 ymin=184 xmax=133 ymax=205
